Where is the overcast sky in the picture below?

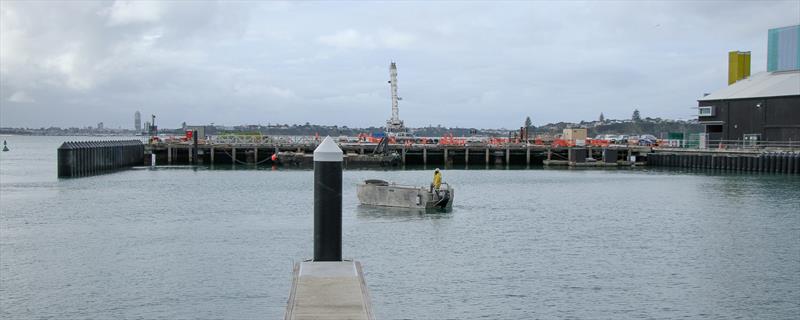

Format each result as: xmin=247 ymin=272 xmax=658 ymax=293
xmin=1 ymin=1 xmax=798 ymax=129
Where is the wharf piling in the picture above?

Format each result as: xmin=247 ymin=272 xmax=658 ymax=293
xmin=192 ymin=130 xmax=198 ymax=164
xmin=57 ymin=140 xmax=144 ymax=178
xmin=543 ymin=147 xmax=633 ymax=167
xmin=145 ymin=140 xmax=799 ymax=174
xmin=647 ymin=151 xmax=798 ymax=174
xmin=147 ymin=142 xmax=659 ymax=169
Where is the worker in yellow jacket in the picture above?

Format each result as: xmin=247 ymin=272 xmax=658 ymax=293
xmin=432 ymin=168 xmax=442 ymax=190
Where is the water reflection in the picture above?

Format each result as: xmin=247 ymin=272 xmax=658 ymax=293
xmin=355 ymin=204 xmax=452 ymax=220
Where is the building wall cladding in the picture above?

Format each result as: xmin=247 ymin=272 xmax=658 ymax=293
xmin=699 ymin=95 xmax=800 ymax=141
xmin=767 ymin=25 xmax=800 ymax=72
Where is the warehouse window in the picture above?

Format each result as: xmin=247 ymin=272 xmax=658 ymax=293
xmin=707 ymin=125 xmax=723 ymax=133
xmin=698 ymin=106 xmax=714 ymax=116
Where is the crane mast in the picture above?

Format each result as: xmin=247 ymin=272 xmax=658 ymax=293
xmin=386 ymin=62 xmax=405 ymax=133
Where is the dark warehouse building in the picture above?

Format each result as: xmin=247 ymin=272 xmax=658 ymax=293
xmin=698 ymin=25 xmax=800 ymax=144
xmin=697 ymin=70 xmax=800 ymax=143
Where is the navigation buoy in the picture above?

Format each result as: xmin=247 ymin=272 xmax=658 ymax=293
xmin=2 ymin=140 xmax=8 ymax=152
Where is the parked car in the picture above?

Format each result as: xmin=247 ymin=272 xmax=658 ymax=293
xmin=594 ymin=134 xmax=627 ymax=144
xmin=594 ymin=134 xmax=616 ymax=141
xmin=639 ymin=134 xmax=657 ymax=140
xmin=638 ymin=134 xmax=657 ymax=146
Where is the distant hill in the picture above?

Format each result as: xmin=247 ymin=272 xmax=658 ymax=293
xmin=1 ymin=117 xmax=703 ymax=138
xmin=224 ymin=118 xmax=702 ymax=138
xmin=532 ymin=118 xmax=703 ymax=139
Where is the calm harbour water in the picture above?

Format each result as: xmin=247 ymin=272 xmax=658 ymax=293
xmin=1 ymin=136 xmax=799 ymax=319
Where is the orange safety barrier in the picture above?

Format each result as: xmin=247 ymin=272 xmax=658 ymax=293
xmin=489 ymin=137 xmax=510 ymax=145
xmin=551 ymin=139 xmax=571 ymax=147
xmin=588 ymin=139 xmax=610 ymax=147
xmin=439 ymin=133 xmax=466 ymax=146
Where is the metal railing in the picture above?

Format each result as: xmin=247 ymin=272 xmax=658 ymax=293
xmin=657 ymin=139 xmax=800 ymax=151
xmin=205 ymin=135 xmax=321 ymax=145
xmin=160 ymin=133 xmax=800 ymax=152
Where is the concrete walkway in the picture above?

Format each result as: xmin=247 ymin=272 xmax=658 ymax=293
xmin=285 ymin=261 xmax=374 ymax=320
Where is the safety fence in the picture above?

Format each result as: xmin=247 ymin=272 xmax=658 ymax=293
xmin=156 ymin=133 xmax=800 ymax=151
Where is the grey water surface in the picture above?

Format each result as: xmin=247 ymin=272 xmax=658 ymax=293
xmin=1 ymin=136 xmax=798 ymax=319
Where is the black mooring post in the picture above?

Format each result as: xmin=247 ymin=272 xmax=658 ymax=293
xmin=313 ymin=136 xmax=343 ymax=261
xmin=57 ymin=142 xmax=69 ymax=177
xmin=192 ymin=130 xmax=199 ymax=165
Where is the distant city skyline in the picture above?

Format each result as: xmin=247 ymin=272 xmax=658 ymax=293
xmin=134 ymin=111 xmax=141 ymax=131
xmin=1 ymin=1 xmax=798 ymax=129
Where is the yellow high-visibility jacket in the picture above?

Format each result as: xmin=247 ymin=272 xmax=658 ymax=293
xmin=433 ymin=171 xmax=442 ymax=189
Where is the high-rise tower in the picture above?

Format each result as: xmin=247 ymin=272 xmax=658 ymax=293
xmin=134 ymin=111 xmax=141 ymax=131
xmin=386 ymin=62 xmax=405 ymax=133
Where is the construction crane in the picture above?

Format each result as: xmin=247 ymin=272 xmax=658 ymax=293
xmin=386 ymin=62 xmax=405 ymax=133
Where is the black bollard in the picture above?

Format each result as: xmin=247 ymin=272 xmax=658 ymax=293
xmin=57 ymin=142 xmax=68 ymax=177
xmin=772 ymin=153 xmax=778 ymax=173
xmin=86 ymin=142 xmax=93 ymax=176
xmin=192 ymin=130 xmax=199 ymax=165
xmin=770 ymin=153 xmax=777 ymax=173
xmin=80 ymin=142 xmax=87 ymax=177
xmin=313 ymin=136 xmax=343 ymax=261
xmin=781 ymin=153 xmax=789 ymax=174
xmin=91 ymin=141 xmax=98 ymax=175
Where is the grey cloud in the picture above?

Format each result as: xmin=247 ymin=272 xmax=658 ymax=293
xmin=1 ymin=1 xmax=799 ymax=129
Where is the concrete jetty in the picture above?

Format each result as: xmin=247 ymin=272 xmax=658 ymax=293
xmin=58 ymin=137 xmax=798 ymax=174
xmin=285 ymin=261 xmax=374 ymax=320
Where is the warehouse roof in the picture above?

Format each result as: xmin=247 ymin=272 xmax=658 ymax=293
xmin=698 ymin=70 xmax=800 ymax=101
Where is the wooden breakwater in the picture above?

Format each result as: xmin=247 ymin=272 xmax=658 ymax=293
xmin=57 ymin=140 xmax=144 ymax=178
xmin=648 ymin=151 xmax=799 ymax=174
